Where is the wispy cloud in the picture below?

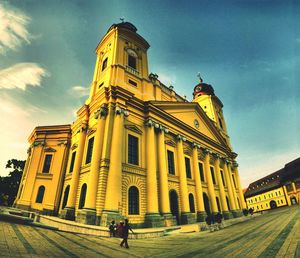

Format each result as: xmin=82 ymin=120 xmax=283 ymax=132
xmin=0 ymin=3 xmax=31 ymax=54
xmin=70 ymin=85 xmax=90 ymax=97
xmin=0 ymin=63 xmax=49 ymax=90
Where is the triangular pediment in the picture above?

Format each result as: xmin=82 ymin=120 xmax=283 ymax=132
xmin=150 ymin=101 xmax=228 ymax=148
xmin=44 ymin=147 xmax=56 ymax=152
xmin=125 ymin=124 xmax=143 ymax=134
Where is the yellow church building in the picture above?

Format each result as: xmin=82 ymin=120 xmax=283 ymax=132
xmin=15 ymin=22 xmax=246 ymax=227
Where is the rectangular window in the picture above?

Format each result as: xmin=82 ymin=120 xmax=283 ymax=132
xmin=128 ymin=134 xmax=139 ymax=165
xmin=85 ymin=137 xmax=94 ymax=164
xmin=210 ymin=167 xmax=216 ymax=184
xmin=69 ymin=151 xmax=76 ymax=173
xmin=128 ymin=79 xmax=137 ymax=87
xmin=167 ymin=150 xmax=175 ymax=175
xmin=102 ymin=57 xmax=108 ymax=71
xmin=185 ymin=157 xmax=192 ymax=179
xmin=128 ymin=55 xmax=137 ymax=69
xmin=42 ymin=155 xmax=52 ymax=173
xmin=220 ymin=170 xmax=225 ymax=186
xmin=198 ymin=163 xmax=205 ymax=182
xmin=232 ymin=174 xmax=236 ymax=188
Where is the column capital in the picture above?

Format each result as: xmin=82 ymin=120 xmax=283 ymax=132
xmin=176 ymin=134 xmax=187 ymax=142
xmin=32 ymin=140 xmax=45 ymax=148
xmin=77 ymin=122 xmax=88 ymax=133
xmin=144 ymin=119 xmax=169 ymax=133
xmin=233 ymin=161 xmax=239 ymax=168
xmin=94 ymin=105 xmax=108 ymax=119
xmin=212 ymin=153 xmax=222 ymax=160
xmin=192 ymin=142 xmax=201 ymax=149
xmin=115 ymin=105 xmax=129 ymax=117
xmin=203 ymin=148 xmax=212 ymax=155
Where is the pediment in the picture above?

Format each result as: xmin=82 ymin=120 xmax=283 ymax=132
xmin=165 ymin=139 xmax=176 ymax=147
xmin=150 ymin=101 xmax=228 ymax=148
xmin=125 ymin=124 xmax=143 ymax=134
xmin=44 ymin=147 xmax=56 ymax=152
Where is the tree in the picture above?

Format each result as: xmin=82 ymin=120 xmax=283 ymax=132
xmin=0 ymin=159 xmax=25 ymax=206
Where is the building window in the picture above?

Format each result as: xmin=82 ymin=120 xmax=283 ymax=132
xmin=199 ymin=163 xmax=205 ymax=182
xmin=218 ymin=117 xmax=223 ymax=129
xmin=232 ymin=174 xmax=236 ymax=188
xmin=220 ymin=170 xmax=225 ymax=186
xmin=128 ymin=186 xmax=139 ymax=215
xmin=127 ymin=50 xmax=137 ymax=70
xmin=36 ymin=186 xmax=45 ymax=203
xmin=69 ymin=152 xmax=76 ymax=173
xmin=85 ymin=137 xmax=94 ymax=164
xmin=78 ymin=184 xmax=87 ymax=209
xmin=62 ymin=185 xmax=70 ymax=209
xmin=102 ymin=57 xmax=108 ymax=71
xmin=210 ymin=167 xmax=216 ymax=184
xmin=42 ymin=154 xmax=52 ymax=173
xmin=189 ymin=193 xmax=195 ymax=213
xmin=128 ymin=134 xmax=139 ymax=165
xmin=167 ymin=150 xmax=175 ymax=175
xmin=185 ymin=157 xmax=192 ymax=179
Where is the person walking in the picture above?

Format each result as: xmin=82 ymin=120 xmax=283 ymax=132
xmin=109 ymin=220 xmax=116 ymax=237
xmin=120 ymin=219 xmax=134 ymax=248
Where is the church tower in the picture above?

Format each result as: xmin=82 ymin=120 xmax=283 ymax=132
xmin=192 ymin=77 xmax=232 ymax=148
xmin=86 ymin=22 xmax=151 ymax=104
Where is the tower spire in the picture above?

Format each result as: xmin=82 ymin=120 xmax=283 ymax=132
xmin=197 ymin=72 xmax=203 ymax=83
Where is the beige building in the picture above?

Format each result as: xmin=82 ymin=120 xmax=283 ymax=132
xmin=15 ymin=22 xmax=246 ymax=227
xmin=245 ymin=157 xmax=300 ymax=212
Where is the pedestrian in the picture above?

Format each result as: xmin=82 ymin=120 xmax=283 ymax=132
xmin=120 ymin=219 xmax=134 ymax=248
xmin=109 ymin=220 xmax=116 ymax=237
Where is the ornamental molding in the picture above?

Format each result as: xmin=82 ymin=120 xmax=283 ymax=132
xmin=125 ymin=124 xmax=143 ymax=135
xmin=165 ymin=139 xmax=176 ymax=147
xmin=71 ymin=143 xmax=78 ymax=150
xmin=94 ymin=105 xmax=108 ymax=119
xmin=57 ymin=140 xmax=68 ymax=146
xmin=87 ymin=128 xmax=96 ymax=136
xmin=43 ymin=147 xmax=56 ymax=152
xmin=122 ymin=163 xmax=146 ymax=176
xmin=32 ymin=140 xmax=45 ymax=147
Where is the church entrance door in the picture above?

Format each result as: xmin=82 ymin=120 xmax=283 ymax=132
xmin=169 ymin=190 xmax=179 ymax=225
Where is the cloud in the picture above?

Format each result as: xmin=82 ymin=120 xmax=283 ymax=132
xmin=70 ymin=85 xmax=90 ymax=97
xmin=0 ymin=3 xmax=31 ymax=54
xmin=0 ymin=63 xmax=49 ymax=90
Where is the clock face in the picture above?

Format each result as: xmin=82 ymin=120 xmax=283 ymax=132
xmin=194 ymin=119 xmax=200 ymax=129
xmin=196 ymin=86 xmax=202 ymax=92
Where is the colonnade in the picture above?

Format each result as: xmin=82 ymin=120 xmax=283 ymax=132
xmin=62 ymin=104 xmax=246 ymax=225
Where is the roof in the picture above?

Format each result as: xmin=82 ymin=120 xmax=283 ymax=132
xmin=107 ymin=22 xmax=137 ymax=33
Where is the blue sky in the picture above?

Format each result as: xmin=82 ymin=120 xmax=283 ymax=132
xmin=0 ymin=0 xmax=299 ymax=187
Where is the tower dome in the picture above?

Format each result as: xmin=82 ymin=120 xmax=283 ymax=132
xmin=107 ymin=22 xmax=138 ymax=33
xmin=192 ymin=80 xmax=215 ymax=99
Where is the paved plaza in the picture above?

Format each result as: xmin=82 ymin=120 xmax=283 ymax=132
xmin=0 ymin=206 xmax=300 ymax=258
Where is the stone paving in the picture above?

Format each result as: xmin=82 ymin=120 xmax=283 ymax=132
xmin=0 ymin=206 xmax=300 ymax=258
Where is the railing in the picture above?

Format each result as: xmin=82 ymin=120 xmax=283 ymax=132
xmin=126 ymin=65 xmax=140 ymax=76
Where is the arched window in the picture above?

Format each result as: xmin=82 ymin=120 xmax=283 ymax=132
xmin=62 ymin=185 xmax=70 ymax=209
xmin=216 ymin=197 xmax=221 ymax=212
xmin=203 ymin=193 xmax=211 ymax=215
xmin=78 ymin=184 xmax=87 ymax=209
xmin=36 ymin=186 xmax=45 ymax=203
xmin=226 ymin=196 xmax=231 ymax=211
xmin=189 ymin=193 xmax=195 ymax=213
xmin=127 ymin=49 xmax=137 ymax=70
xmin=128 ymin=186 xmax=139 ymax=215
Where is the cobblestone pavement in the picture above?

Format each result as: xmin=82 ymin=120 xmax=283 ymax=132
xmin=1 ymin=206 xmax=300 ymax=258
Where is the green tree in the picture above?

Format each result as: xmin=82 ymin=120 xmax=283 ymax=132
xmin=0 ymin=159 xmax=25 ymax=206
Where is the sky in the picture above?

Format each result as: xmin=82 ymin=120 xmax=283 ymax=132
xmin=0 ymin=0 xmax=299 ymax=188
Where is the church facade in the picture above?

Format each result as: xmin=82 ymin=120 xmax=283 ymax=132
xmin=15 ymin=22 xmax=246 ymax=227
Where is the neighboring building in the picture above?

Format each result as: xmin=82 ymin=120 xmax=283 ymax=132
xmin=244 ymin=158 xmax=300 ymax=212
xmin=15 ymin=22 xmax=246 ymax=227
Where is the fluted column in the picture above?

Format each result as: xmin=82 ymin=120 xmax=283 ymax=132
xmin=80 ymin=105 xmax=108 ymax=224
xmin=191 ymin=143 xmax=206 ymax=222
xmin=177 ymin=135 xmax=195 ymax=224
xmin=233 ymin=163 xmax=247 ymax=210
xmin=203 ymin=149 xmax=218 ymax=214
xmin=64 ymin=121 xmax=88 ymax=220
xmin=228 ymin=163 xmax=239 ymax=209
xmin=144 ymin=119 xmax=163 ymax=227
xmin=214 ymin=155 xmax=230 ymax=219
xmin=223 ymin=160 xmax=237 ymax=213
xmin=103 ymin=106 xmax=126 ymax=212
xmin=157 ymin=129 xmax=171 ymax=214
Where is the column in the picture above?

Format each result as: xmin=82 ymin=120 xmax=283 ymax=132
xmin=177 ymin=135 xmax=195 ymax=224
xmin=292 ymin=182 xmax=297 ymax=193
xmin=223 ymin=160 xmax=237 ymax=214
xmin=228 ymin=162 xmax=241 ymax=217
xmin=191 ymin=144 xmax=206 ymax=222
xmin=214 ymin=155 xmax=230 ymax=219
xmin=283 ymin=185 xmax=291 ymax=206
xmin=233 ymin=164 xmax=247 ymax=210
xmin=145 ymin=120 xmax=163 ymax=227
xmin=203 ymin=149 xmax=218 ymax=215
xmin=101 ymin=106 xmax=126 ymax=225
xmin=63 ymin=121 xmax=88 ymax=220
xmin=79 ymin=105 xmax=108 ymax=224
